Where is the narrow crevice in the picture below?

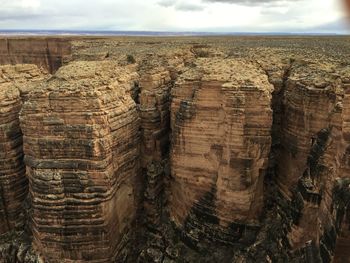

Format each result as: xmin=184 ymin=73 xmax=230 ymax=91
xmin=129 ymin=59 xmax=179 ymax=262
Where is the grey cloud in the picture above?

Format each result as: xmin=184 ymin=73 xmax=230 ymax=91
xmin=175 ymin=3 xmax=205 ymax=11
xmin=157 ymin=0 xmax=175 ymax=7
xmin=0 ymin=1 xmax=140 ymax=30
xmin=157 ymin=0 xmax=205 ymax=11
xmin=0 ymin=0 xmax=344 ymax=33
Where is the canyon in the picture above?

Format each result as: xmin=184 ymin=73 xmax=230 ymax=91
xmin=0 ymin=36 xmax=349 ymax=263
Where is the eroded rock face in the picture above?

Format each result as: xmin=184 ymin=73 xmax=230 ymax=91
xmin=276 ymin=62 xmax=340 ymax=193
xmin=245 ymin=59 xmax=350 ymax=262
xmin=0 ymin=38 xmax=72 ymax=73
xmin=0 ymin=37 xmax=350 ymax=263
xmin=277 ymin=62 xmax=350 ymax=261
xmin=169 ymin=58 xmax=273 ymax=245
xmin=0 ymin=78 xmax=25 ymax=236
xmin=136 ymin=53 xmax=188 ymax=169
xmin=20 ymin=61 xmax=141 ymax=262
xmin=139 ymin=66 xmax=172 ymax=168
xmin=0 ymin=64 xmax=47 ymax=235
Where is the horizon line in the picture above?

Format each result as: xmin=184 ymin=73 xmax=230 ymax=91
xmin=0 ymin=29 xmax=348 ymax=36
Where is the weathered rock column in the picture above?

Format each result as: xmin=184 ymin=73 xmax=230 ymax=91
xmin=20 ymin=61 xmax=141 ymax=262
xmin=169 ymin=58 xmax=273 ymax=245
xmin=0 ymin=65 xmax=47 ymax=235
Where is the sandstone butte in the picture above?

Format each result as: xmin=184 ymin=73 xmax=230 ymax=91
xmin=0 ymin=36 xmax=349 ymax=263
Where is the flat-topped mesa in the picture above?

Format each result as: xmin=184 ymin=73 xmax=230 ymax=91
xmin=0 ymin=64 xmax=47 ymax=235
xmin=169 ymin=58 xmax=273 ymax=245
xmin=19 ymin=61 xmax=141 ymax=262
xmin=0 ymin=38 xmax=72 ymax=73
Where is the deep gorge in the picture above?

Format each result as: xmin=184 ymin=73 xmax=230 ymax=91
xmin=0 ymin=36 xmax=350 ymax=263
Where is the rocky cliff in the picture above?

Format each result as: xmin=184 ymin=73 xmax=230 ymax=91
xmin=0 ymin=38 xmax=71 ymax=73
xmin=0 ymin=64 xmax=47 ymax=236
xmin=20 ymin=61 xmax=141 ymax=262
xmin=279 ymin=61 xmax=350 ymax=261
xmin=0 ymin=36 xmax=349 ymax=263
xmin=170 ymin=58 xmax=273 ymax=246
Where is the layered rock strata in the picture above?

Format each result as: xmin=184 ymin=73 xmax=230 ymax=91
xmin=138 ymin=59 xmax=173 ymax=168
xmin=249 ymin=60 xmax=350 ymax=262
xmin=0 ymin=77 xmax=26 ymax=236
xmin=130 ymin=54 xmax=186 ymax=262
xmin=20 ymin=61 xmax=141 ymax=262
xmin=138 ymin=69 xmax=172 ymax=168
xmin=0 ymin=38 xmax=71 ymax=73
xmin=284 ymin=62 xmax=350 ymax=261
xmin=0 ymin=37 xmax=349 ymax=262
xmin=169 ymin=58 xmax=273 ymax=245
xmin=0 ymin=64 xmax=47 ymax=235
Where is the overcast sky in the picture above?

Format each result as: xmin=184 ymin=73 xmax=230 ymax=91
xmin=0 ymin=0 xmax=348 ymax=33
